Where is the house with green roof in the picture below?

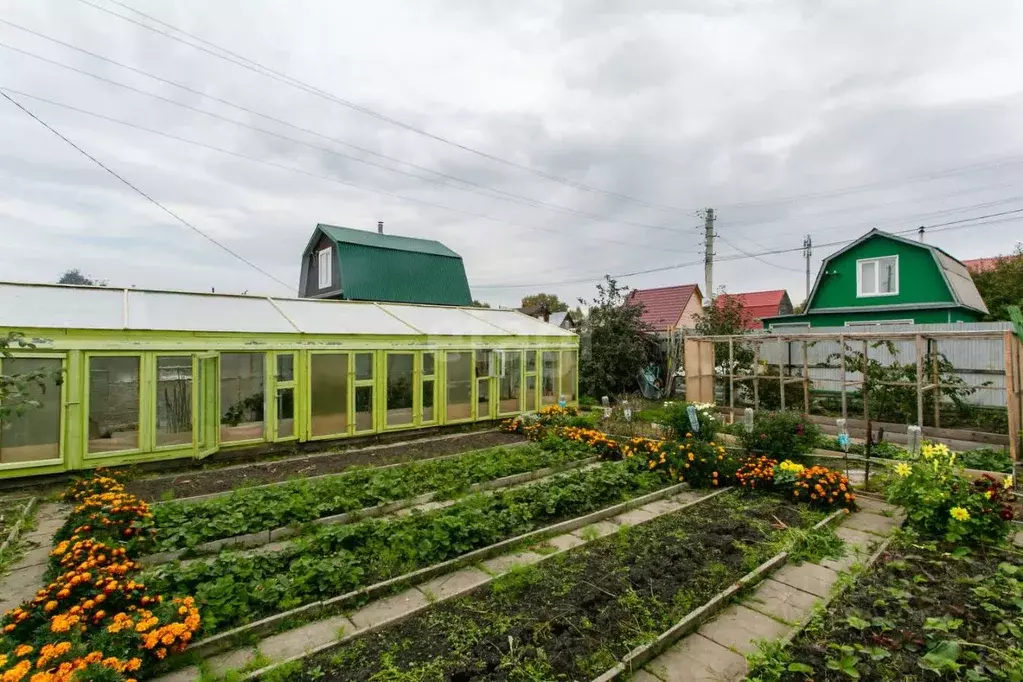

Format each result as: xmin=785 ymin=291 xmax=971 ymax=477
xmin=762 ymin=229 xmax=989 ymax=328
xmin=298 ymin=223 xmax=473 ymax=306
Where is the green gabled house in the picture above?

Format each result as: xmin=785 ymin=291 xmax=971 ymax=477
xmin=762 ymin=229 xmax=989 ymax=329
xmin=299 ymin=223 xmax=473 ymax=306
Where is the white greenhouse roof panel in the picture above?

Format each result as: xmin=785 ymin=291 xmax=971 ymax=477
xmin=378 ymin=303 xmax=508 ymax=336
xmin=273 ymin=299 xmax=416 ymax=336
xmin=466 ymin=308 xmax=577 ymax=337
xmin=0 ymin=283 xmax=125 ymax=330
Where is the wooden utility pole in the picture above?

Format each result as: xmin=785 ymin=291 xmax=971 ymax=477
xmin=802 ymin=234 xmax=813 ymax=304
xmin=703 ymin=208 xmax=715 ymax=303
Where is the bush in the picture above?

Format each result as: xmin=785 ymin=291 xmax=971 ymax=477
xmin=666 ymin=439 xmax=737 ymax=488
xmin=661 ymin=402 xmax=718 ymax=442
xmin=958 ymin=447 xmax=1013 ymax=473
xmin=739 ymin=411 xmax=821 ymax=460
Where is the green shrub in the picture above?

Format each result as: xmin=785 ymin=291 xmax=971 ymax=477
xmin=739 ymin=411 xmax=821 ymax=460
xmin=661 ymin=401 xmax=718 ymax=442
xmin=958 ymin=447 xmax=1012 ymax=473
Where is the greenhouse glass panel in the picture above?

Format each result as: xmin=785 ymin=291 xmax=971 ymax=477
xmin=276 ymin=354 xmax=295 ymax=382
xmin=355 ymin=385 xmax=374 ymax=431
xmin=422 ymin=379 xmax=435 ymax=422
xmin=525 ymin=351 xmax=537 ymax=373
xmin=525 ymin=375 xmax=537 ymax=412
xmin=277 ymin=388 xmax=295 ymax=438
xmin=541 ymin=351 xmax=558 ymax=405
xmin=355 ymin=353 xmax=374 ymax=381
xmin=0 ymin=357 xmax=62 ymax=464
xmin=220 ymin=353 xmax=265 ymax=442
xmin=310 ymin=354 xmax=348 ymax=437
xmin=446 ymin=352 xmax=472 ymax=421
xmin=88 ymin=356 xmax=140 ymax=453
xmin=561 ymin=350 xmax=578 ymax=402
xmin=386 ymin=353 xmax=415 ymax=427
xmin=127 ymin=291 xmax=293 ymax=333
xmin=499 ymin=351 xmax=522 ymax=414
xmin=477 ymin=378 xmax=491 ymax=419
xmin=155 ymin=356 xmax=193 ymax=447
xmin=423 ymin=352 xmax=436 ymax=376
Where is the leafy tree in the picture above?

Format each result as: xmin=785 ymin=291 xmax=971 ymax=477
xmin=520 ymin=293 xmax=569 ymax=315
xmin=578 ymin=276 xmax=653 ymax=399
xmin=57 ymin=269 xmax=106 ymax=286
xmin=793 ymin=300 xmax=807 ymax=314
xmin=471 ymin=300 xmax=491 ymax=308
xmin=971 ymin=244 xmax=1023 ymax=321
xmin=1 ymin=332 xmax=63 ymax=423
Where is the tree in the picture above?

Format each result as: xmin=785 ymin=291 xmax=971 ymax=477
xmin=971 ymin=244 xmax=1023 ymax=321
xmin=793 ymin=300 xmax=807 ymax=314
xmin=1 ymin=332 xmax=62 ymax=423
xmin=471 ymin=300 xmax=491 ymax=308
xmin=520 ymin=293 xmax=568 ymax=314
xmin=58 ymin=269 xmax=106 ymax=286
xmin=578 ymin=276 xmax=653 ymax=399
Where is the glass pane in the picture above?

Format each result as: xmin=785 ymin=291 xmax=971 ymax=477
xmin=311 ymin=354 xmax=348 ymax=437
xmin=277 ymin=388 xmax=294 ymax=438
xmin=156 ymin=356 xmax=192 ymax=447
xmin=526 ymin=375 xmax=537 ymax=411
xmin=1 ymin=358 xmax=62 ymax=464
xmin=355 ymin=353 xmax=374 ymax=381
xmin=88 ymin=356 xmax=140 ymax=453
xmin=475 ymin=350 xmax=492 ymax=378
xmin=860 ymin=261 xmax=877 ymax=294
xmin=422 ymin=352 xmax=435 ymax=377
xmin=561 ymin=350 xmax=578 ymax=402
xmin=422 ymin=379 xmax=435 ymax=422
xmin=276 ymin=354 xmax=295 ymax=382
xmin=355 ymin=385 xmax=374 ymax=431
xmin=386 ymin=354 xmax=415 ymax=426
xmin=477 ymin=378 xmax=490 ymax=419
xmin=446 ymin=352 xmax=472 ymax=421
xmin=220 ymin=353 xmax=265 ymax=442
xmin=879 ymin=257 xmax=897 ymax=293
xmin=541 ymin=351 xmax=558 ymax=405
xmin=525 ymin=351 xmax=537 ymax=373
xmin=500 ymin=351 xmax=522 ymax=414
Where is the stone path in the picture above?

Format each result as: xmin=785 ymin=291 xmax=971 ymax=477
xmin=152 ymin=488 xmax=714 ymax=682
xmin=0 ymin=502 xmax=68 ymax=615
xmin=640 ymin=497 xmax=904 ymax=682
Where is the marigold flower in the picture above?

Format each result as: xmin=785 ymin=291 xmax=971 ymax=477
xmin=950 ymin=506 xmax=970 ymax=522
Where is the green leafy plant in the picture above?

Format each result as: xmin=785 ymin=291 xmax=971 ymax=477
xmin=660 ymin=401 xmax=718 ymax=442
xmin=739 ymin=411 xmax=821 ymax=461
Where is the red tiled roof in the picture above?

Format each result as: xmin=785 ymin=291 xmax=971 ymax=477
xmin=625 ymin=284 xmax=700 ymax=331
xmin=715 ymin=290 xmax=790 ymax=330
xmin=962 ymin=256 xmax=1011 ymax=273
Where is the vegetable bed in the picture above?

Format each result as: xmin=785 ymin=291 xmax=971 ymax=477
xmin=272 ymin=492 xmax=831 ymax=681
xmin=750 ymin=538 xmax=1023 ymax=681
xmin=147 ymin=443 xmax=586 ymax=552
xmin=148 ymin=459 xmax=671 ymax=636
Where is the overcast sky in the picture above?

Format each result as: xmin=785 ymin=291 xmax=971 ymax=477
xmin=1 ymin=0 xmax=1022 ymax=308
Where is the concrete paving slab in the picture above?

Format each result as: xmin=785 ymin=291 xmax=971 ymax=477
xmin=613 ymin=508 xmax=657 ymax=526
xmin=835 ymin=526 xmax=879 ymax=554
xmin=671 ymin=490 xmax=706 ymax=504
xmin=260 ymin=614 xmax=355 ymax=660
xmin=819 ymin=552 xmax=859 ymax=574
xmin=13 ymin=546 xmax=52 ymax=569
xmin=481 ymin=551 xmax=544 ymax=575
xmin=205 ymin=646 xmax=257 ymax=678
xmin=348 ymin=588 xmax=430 ymax=630
xmin=853 ymin=496 xmax=900 ymax=515
xmin=638 ymin=499 xmax=685 ymax=516
xmin=571 ymin=520 xmax=620 ymax=540
xmin=843 ymin=512 xmax=899 ymax=536
xmin=149 ymin=665 xmax=200 ymax=682
xmin=646 ymin=633 xmax=747 ymax=682
xmin=417 ymin=567 xmax=490 ymax=601
xmin=547 ymin=533 xmax=585 ymax=552
xmin=772 ymin=562 xmax=840 ymax=598
xmin=697 ymin=604 xmax=790 ymax=654
xmin=631 ymin=670 xmax=664 ymax=682
xmin=747 ymin=578 xmax=820 ymax=625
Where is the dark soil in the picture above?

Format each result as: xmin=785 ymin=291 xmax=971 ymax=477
xmin=126 ymin=431 xmax=524 ymax=501
xmin=761 ymin=540 xmax=1023 ymax=681
xmin=283 ymin=493 xmax=825 ymax=681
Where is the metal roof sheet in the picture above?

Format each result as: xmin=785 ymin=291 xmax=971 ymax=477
xmin=318 ymin=224 xmax=460 ymax=258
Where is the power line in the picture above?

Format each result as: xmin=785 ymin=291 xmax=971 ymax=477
xmin=0 ymin=89 xmax=293 ymax=292
xmin=0 ymin=85 xmax=700 ymax=256
xmin=74 ymin=0 xmax=691 ymax=214
xmin=0 ymin=21 xmax=691 ymax=235
xmin=717 ymin=234 xmax=804 ymax=273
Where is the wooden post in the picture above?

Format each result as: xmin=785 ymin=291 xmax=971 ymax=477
xmin=915 ymin=335 xmax=925 ymax=428
xmin=862 ymin=339 xmax=870 ymax=426
xmin=802 ymin=340 xmax=810 ymax=415
xmin=728 ymin=337 xmax=735 ymax=413
xmin=930 ymin=338 xmax=941 ymax=428
xmin=1006 ymin=332 xmax=1020 ymax=463
xmin=778 ymin=337 xmax=786 ymax=411
xmin=753 ymin=341 xmax=760 ymax=410
xmin=839 ymin=335 xmax=848 ymax=420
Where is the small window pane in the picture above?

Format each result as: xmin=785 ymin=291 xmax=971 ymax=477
xmin=525 ymin=351 xmax=536 ymax=373
xmin=277 ymin=388 xmax=295 ymax=438
xmin=879 ymin=257 xmax=897 ymax=293
xmin=386 ymin=354 xmax=415 ymax=427
xmin=1 ymin=357 xmax=62 ymax=464
xmin=526 ymin=375 xmax=537 ymax=411
xmin=310 ymin=353 xmax=348 ymax=437
xmin=88 ymin=356 xmax=140 ymax=453
xmin=422 ymin=379 xmax=435 ymax=422
xmin=355 ymin=353 xmax=374 ymax=381
xmin=220 ymin=353 xmax=265 ymax=442
xmin=156 ymin=356 xmax=192 ymax=447
xmin=500 ymin=351 xmax=522 ymax=414
xmin=317 ymin=247 xmax=331 ymax=289
xmin=541 ymin=351 xmax=558 ymax=405
xmin=276 ymin=354 xmax=295 ymax=382
xmin=477 ymin=378 xmax=490 ymax=419
xmin=561 ymin=350 xmax=578 ymax=403
xmin=355 ymin=385 xmax=374 ymax=431
xmin=860 ymin=261 xmax=877 ymax=295
xmin=423 ymin=352 xmax=435 ymax=377
xmin=446 ymin=352 xmax=472 ymax=421
xmin=475 ymin=350 xmax=492 ymax=378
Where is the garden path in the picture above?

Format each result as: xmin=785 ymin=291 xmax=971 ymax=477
xmin=0 ymin=502 xmax=69 ymax=615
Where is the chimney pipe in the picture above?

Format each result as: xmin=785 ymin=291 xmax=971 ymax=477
xmin=377 ymin=221 xmax=384 ymax=234
xmin=918 ymin=225 xmax=925 ymax=242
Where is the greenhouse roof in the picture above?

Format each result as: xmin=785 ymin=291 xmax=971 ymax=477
xmin=0 ymin=282 xmax=575 ymax=337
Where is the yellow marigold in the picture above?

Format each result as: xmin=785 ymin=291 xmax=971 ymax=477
xmin=950 ymin=506 xmax=970 ymax=522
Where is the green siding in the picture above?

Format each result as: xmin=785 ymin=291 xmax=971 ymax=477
xmin=337 ymin=243 xmax=472 ymax=306
xmin=809 ymin=235 xmax=953 ymax=310
xmin=766 ymin=307 xmax=983 ymax=328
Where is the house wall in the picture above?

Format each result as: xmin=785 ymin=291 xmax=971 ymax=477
xmin=810 ymin=235 xmax=955 ymax=310
xmin=303 ymin=233 xmax=340 ymax=298
xmin=799 ymin=307 xmax=982 ymax=327
xmin=675 ymin=291 xmax=704 ymax=329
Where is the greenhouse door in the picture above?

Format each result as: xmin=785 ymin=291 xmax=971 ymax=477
xmin=475 ymin=350 xmax=496 ymax=421
xmin=195 ymin=354 xmax=219 ymax=459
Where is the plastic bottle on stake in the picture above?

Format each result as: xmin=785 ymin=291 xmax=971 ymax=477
xmin=743 ymin=408 xmax=754 ymax=434
xmin=687 ymin=404 xmax=700 ymax=434
xmin=906 ymin=425 xmax=922 ymax=459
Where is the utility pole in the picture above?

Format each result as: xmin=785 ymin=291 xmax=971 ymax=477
xmin=802 ymin=234 xmax=813 ymax=303
xmin=703 ymin=208 xmax=715 ymax=304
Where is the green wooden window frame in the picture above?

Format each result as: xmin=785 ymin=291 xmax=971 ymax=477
xmin=384 ymin=351 xmax=417 ymax=430
xmin=306 ymin=351 xmax=353 ymax=440
xmin=152 ymin=353 xmax=196 ymax=452
xmin=443 ymin=350 xmax=474 ymax=424
xmin=84 ymin=351 xmax=145 ymax=460
xmin=498 ymin=350 xmax=524 ymax=416
xmin=218 ymin=352 xmax=269 ymax=447
xmin=540 ymin=350 xmax=559 ymax=406
xmin=0 ymin=353 xmax=66 ymax=472
xmin=524 ymin=350 xmax=538 ymax=412
xmin=420 ymin=351 xmax=438 ymax=425
xmin=272 ymin=351 xmax=298 ymax=442
xmin=353 ymin=351 xmax=376 ymax=435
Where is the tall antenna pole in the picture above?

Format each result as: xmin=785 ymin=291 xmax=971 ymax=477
xmin=803 ymin=234 xmax=813 ymax=303
xmin=704 ymin=208 xmax=716 ymax=304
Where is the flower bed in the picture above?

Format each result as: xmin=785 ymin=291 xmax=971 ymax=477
xmin=275 ymin=492 xmax=833 ymax=681
xmin=146 ymin=443 xmax=590 ymax=552
xmin=0 ymin=472 xmax=200 ymax=682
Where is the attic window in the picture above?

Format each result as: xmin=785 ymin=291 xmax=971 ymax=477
xmin=857 ymin=256 xmax=898 ymax=297
xmin=317 ymin=247 xmax=332 ymax=289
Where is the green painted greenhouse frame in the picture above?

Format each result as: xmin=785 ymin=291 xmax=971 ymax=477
xmin=0 ymin=283 xmax=578 ymax=480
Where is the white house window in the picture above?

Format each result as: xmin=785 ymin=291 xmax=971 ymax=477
xmin=857 ymin=256 xmax=898 ymax=297
xmin=317 ymin=247 xmax=332 ymax=289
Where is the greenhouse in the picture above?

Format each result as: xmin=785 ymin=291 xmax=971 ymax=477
xmin=0 ymin=282 xmax=578 ymax=480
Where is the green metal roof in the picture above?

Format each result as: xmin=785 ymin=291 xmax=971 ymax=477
xmin=317 ymin=224 xmax=472 ymax=306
